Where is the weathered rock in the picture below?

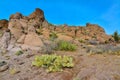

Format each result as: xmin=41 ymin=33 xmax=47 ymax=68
xmin=29 ymin=8 xmax=45 ymax=22
xmin=24 ymin=32 xmax=44 ymax=47
xmin=8 ymin=19 xmax=24 ymax=39
xmin=10 ymin=12 xmax=23 ymax=20
xmin=0 ymin=30 xmax=11 ymax=50
xmin=20 ymin=44 xmax=41 ymax=51
xmin=57 ymin=33 xmax=73 ymax=41
xmin=42 ymin=28 xmax=50 ymax=39
xmin=0 ymin=19 xmax=8 ymax=29
xmin=27 ymin=25 xmax=36 ymax=33
xmin=9 ymin=47 xmax=22 ymax=53
xmin=42 ymin=20 xmax=49 ymax=28
xmin=17 ymin=34 xmax=26 ymax=44
xmin=0 ymin=64 xmax=9 ymax=72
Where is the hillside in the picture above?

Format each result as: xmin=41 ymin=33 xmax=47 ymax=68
xmin=0 ymin=8 xmax=120 ymax=80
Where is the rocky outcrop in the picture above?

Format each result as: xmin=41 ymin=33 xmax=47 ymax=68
xmin=53 ymin=23 xmax=112 ymax=43
xmin=7 ymin=8 xmax=47 ymax=51
xmin=0 ymin=8 xmax=112 ymax=52
xmin=29 ymin=8 xmax=45 ymax=22
xmin=0 ymin=19 xmax=8 ymax=29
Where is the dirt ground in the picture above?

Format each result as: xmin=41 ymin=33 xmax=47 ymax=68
xmin=0 ymin=46 xmax=120 ymax=80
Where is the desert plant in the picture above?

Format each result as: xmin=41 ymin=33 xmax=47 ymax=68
xmin=78 ymin=39 xmax=85 ymax=43
xmin=9 ymin=68 xmax=20 ymax=75
xmin=74 ymin=28 xmax=78 ymax=37
xmin=56 ymin=40 xmax=77 ymax=51
xmin=112 ymin=31 xmax=120 ymax=42
xmin=49 ymin=32 xmax=58 ymax=41
xmin=32 ymin=54 xmax=74 ymax=72
xmin=87 ymin=44 xmax=120 ymax=55
xmin=36 ymin=29 xmax=43 ymax=35
xmin=15 ymin=50 xmax=23 ymax=56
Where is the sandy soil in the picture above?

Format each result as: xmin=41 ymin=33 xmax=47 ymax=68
xmin=0 ymin=47 xmax=120 ymax=80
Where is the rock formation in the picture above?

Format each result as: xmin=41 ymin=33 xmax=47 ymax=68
xmin=0 ymin=8 xmax=113 ymax=51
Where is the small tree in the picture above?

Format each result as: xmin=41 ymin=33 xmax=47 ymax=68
xmin=112 ymin=31 xmax=120 ymax=42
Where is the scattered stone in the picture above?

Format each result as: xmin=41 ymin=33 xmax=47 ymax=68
xmin=0 ymin=64 xmax=9 ymax=72
xmin=18 ymin=62 xmax=25 ymax=65
xmin=26 ymin=54 xmax=34 ymax=58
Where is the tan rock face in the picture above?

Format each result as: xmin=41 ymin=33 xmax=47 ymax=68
xmin=9 ymin=12 xmax=23 ymax=20
xmin=17 ymin=34 xmax=26 ymax=44
xmin=8 ymin=19 xmax=24 ymax=39
xmin=57 ymin=33 xmax=73 ymax=41
xmin=24 ymin=33 xmax=44 ymax=47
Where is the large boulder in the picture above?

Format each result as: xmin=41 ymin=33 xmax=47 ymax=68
xmin=24 ymin=32 xmax=44 ymax=47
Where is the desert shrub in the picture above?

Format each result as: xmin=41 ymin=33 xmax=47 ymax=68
xmin=15 ymin=50 xmax=23 ymax=56
xmin=87 ymin=44 xmax=120 ymax=55
xmin=49 ymin=32 xmax=58 ymax=41
xmin=78 ymin=39 xmax=85 ymax=43
xmin=9 ymin=68 xmax=19 ymax=75
xmin=74 ymin=28 xmax=78 ymax=37
xmin=104 ymin=40 xmax=109 ymax=44
xmin=32 ymin=54 xmax=74 ymax=72
xmin=112 ymin=31 xmax=120 ymax=42
xmin=41 ymin=42 xmax=57 ymax=54
xmin=56 ymin=40 xmax=77 ymax=51
xmin=88 ymin=40 xmax=99 ymax=45
xmin=36 ymin=29 xmax=43 ymax=35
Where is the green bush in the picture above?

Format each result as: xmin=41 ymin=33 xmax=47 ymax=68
xmin=112 ymin=31 xmax=120 ymax=42
xmin=32 ymin=54 xmax=74 ymax=72
xmin=15 ymin=50 xmax=23 ymax=56
xmin=57 ymin=40 xmax=77 ymax=51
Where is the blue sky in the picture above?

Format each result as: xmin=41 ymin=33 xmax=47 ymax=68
xmin=0 ymin=0 xmax=120 ymax=34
